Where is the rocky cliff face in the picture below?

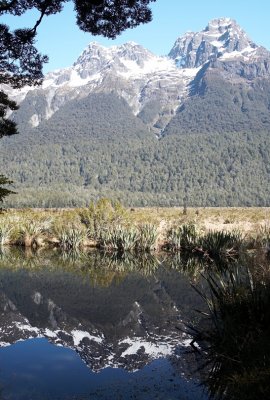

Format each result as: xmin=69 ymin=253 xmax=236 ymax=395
xmin=9 ymin=41 xmax=197 ymax=133
xmin=169 ymin=18 xmax=257 ymax=67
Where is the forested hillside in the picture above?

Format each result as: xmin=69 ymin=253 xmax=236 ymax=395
xmin=164 ymin=73 xmax=270 ymax=135
xmin=1 ymin=119 xmax=269 ymax=207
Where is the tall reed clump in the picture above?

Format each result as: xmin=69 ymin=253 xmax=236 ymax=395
xmin=164 ymin=223 xmax=242 ymax=262
xmin=80 ymin=198 xmax=128 ymax=243
xmin=253 ymin=223 xmax=270 ymax=254
xmin=136 ymin=223 xmax=158 ymax=252
xmin=98 ymin=223 xmax=158 ymax=253
xmin=165 ymin=223 xmax=199 ymax=252
xmin=56 ymin=225 xmax=87 ymax=250
xmin=19 ymin=218 xmax=51 ymax=247
xmin=199 ymin=230 xmax=243 ymax=261
xmin=99 ymin=225 xmax=138 ymax=252
xmin=191 ymin=264 xmax=270 ymax=400
xmin=0 ymin=221 xmax=13 ymax=246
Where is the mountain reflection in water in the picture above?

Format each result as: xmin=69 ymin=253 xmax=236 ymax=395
xmin=0 ymin=248 xmax=268 ymax=399
xmin=0 ymin=249 xmax=207 ymax=400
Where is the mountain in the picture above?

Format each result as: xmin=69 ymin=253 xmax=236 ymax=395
xmin=9 ymin=17 xmax=270 ymax=134
xmin=168 ymin=17 xmax=257 ymax=67
xmin=165 ymin=18 xmax=270 ymax=135
xmin=9 ymin=40 xmax=197 ymax=135
xmin=1 ymin=17 xmax=270 ymax=207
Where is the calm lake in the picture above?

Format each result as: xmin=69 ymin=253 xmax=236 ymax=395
xmin=0 ymin=248 xmax=209 ymax=400
xmin=0 ymin=248 xmax=268 ymax=399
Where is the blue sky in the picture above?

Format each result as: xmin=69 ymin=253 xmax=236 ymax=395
xmin=2 ymin=0 xmax=270 ymax=73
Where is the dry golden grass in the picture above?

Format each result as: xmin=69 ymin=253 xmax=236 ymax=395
xmin=127 ymin=207 xmax=270 ymax=234
xmin=3 ymin=207 xmax=270 ymax=237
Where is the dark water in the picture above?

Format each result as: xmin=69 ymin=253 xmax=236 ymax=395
xmin=0 ymin=249 xmax=208 ymax=400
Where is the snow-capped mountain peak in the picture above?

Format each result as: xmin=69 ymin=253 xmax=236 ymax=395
xmin=73 ymin=40 xmax=154 ymax=71
xmin=169 ymin=17 xmax=257 ymax=68
xmin=6 ymin=17 xmax=270 ymax=132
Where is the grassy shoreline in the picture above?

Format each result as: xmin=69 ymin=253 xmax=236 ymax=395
xmin=0 ymin=206 xmax=270 ymax=251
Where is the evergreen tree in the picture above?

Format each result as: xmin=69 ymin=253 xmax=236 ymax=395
xmin=0 ymin=175 xmax=15 ymax=203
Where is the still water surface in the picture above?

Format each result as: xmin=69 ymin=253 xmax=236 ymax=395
xmin=0 ymin=249 xmax=208 ymax=399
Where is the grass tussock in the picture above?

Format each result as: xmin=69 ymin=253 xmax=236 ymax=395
xmin=200 ymin=230 xmax=243 ymax=260
xmin=56 ymin=226 xmax=87 ymax=250
xmin=164 ymin=224 xmax=243 ymax=262
xmin=190 ymin=261 xmax=270 ymax=400
xmin=136 ymin=223 xmax=158 ymax=252
xmin=19 ymin=218 xmax=51 ymax=247
xmin=99 ymin=225 xmax=138 ymax=252
xmin=165 ymin=223 xmax=199 ymax=252
xmin=98 ymin=223 xmax=158 ymax=252
xmin=0 ymin=222 xmax=13 ymax=246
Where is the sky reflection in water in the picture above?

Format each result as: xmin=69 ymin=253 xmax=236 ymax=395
xmin=0 ymin=338 xmax=206 ymax=400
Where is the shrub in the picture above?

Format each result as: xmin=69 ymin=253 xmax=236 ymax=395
xmin=80 ymin=198 xmax=128 ymax=240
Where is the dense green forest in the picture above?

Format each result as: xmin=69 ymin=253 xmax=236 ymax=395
xmin=164 ymin=73 xmax=270 ymax=135
xmin=1 ymin=92 xmax=269 ymax=207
